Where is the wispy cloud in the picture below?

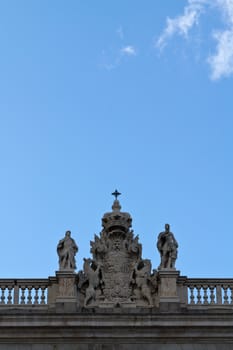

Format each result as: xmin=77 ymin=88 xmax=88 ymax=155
xmin=101 ymin=45 xmax=137 ymax=70
xmin=101 ymin=27 xmax=137 ymax=70
xmin=208 ymin=29 xmax=233 ymax=79
xmin=120 ymin=46 xmax=137 ymax=56
xmin=156 ymin=0 xmax=205 ymax=50
xmin=208 ymin=0 xmax=233 ymax=80
xmin=157 ymin=0 xmax=233 ymax=80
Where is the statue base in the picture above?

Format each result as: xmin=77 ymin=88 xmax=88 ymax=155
xmin=55 ymin=271 xmax=77 ymax=303
xmin=158 ymin=269 xmax=180 ymax=304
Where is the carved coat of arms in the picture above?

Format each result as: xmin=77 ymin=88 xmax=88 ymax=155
xmin=78 ymin=198 xmax=158 ymax=308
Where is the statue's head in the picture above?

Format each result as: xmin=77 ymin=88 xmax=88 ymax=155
xmin=65 ymin=230 xmax=71 ymax=237
xmin=165 ymin=224 xmax=170 ymax=232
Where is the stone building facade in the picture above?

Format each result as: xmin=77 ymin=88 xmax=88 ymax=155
xmin=0 ymin=194 xmax=233 ymax=349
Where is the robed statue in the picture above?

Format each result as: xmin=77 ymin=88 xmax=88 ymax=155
xmin=57 ymin=230 xmax=78 ymax=271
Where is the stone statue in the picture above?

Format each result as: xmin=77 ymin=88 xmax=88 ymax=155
xmin=57 ymin=231 xmax=78 ymax=271
xmin=157 ymin=224 xmax=178 ymax=269
xmin=83 ymin=258 xmax=102 ymax=307
xmin=128 ymin=234 xmax=142 ymax=256
xmin=131 ymin=259 xmax=153 ymax=306
xmin=90 ymin=234 xmax=106 ymax=260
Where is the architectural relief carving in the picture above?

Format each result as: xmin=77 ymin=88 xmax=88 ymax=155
xmin=78 ymin=192 xmax=159 ymax=308
xmin=131 ymin=259 xmax=154 ymax=306
xmin=83 ymin=258 xmax=103 ymax=307
xmin=57 ymin=230 xmax=78 ymax=271
xmin=157 ymin=224 xmax=178 ymax=269
xmin=58 ymin=277 xmax=76 ymax=297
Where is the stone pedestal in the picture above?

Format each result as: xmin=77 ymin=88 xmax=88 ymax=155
xmin=55 ymin=271 xmax=77 ymax=303
xmin=158 ymin=269 xmax=180 ymax=307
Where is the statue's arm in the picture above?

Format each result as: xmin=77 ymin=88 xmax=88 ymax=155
xmin=172 ymin=234 xmax=178 ymax=247
xmin=157 ymin=233 xmax=163 ymax=250
xmin=57 ymin=240 xmax=64 ymax=251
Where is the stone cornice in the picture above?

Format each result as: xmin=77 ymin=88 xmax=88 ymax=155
xmin=0 ymin=311 xmax=233 ymax=344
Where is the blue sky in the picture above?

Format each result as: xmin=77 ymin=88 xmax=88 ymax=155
xmin=0 ymin=0 xmax=233 ymax=278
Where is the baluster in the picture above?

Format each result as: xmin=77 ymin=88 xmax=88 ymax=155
xmin=189 ymin=285 xmax=195 ymax=304
xmin=196 ymin=285 xmax=202 ymax=304
xmin=230 ymin=286 xmax=233 ymax=304
xmin=14 ymin=284 xmax=19 ymax=305
xmin=0 ymin=282 xmax=49 ymax=306
xmin=0 ymin=287 xmax=5 ymax=304
xmin=34 ymin=287 xmax=39 ymax=305
xmin=216 ymin=285 xmax=222 ymax=305
xmin=40 ymin=286 xmax=46 ymax=305
xmin=7 ymin=287 xmax=13 ymax=305
xmin=223 ymin=285 xmax=229 ymax=304
xmin=203 ymin=286 xmax=208 ymax=304
xmin=20 ymin=287 xmax=26 ymax=305
xmin=27 ymin=286 xmax=32 ymax=305
xmin=209 ymin=285 xmax=215 ymax=304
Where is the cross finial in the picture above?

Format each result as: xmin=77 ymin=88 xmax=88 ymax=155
xmin=112 ymin=189 xmax=121 ymax=200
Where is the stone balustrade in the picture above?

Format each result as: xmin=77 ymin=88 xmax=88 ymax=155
xmin=0 ymin=276 xmax=233 ymax=309
xmin=183 ymin=278 xmax=233 ymax=306
xmin=0 ymin=279 xmax=49 ymax=305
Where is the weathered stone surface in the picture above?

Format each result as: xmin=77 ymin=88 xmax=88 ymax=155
xmin=1 ymin=193 xmax=233 ymax=348
xmin=1 ymin=345 xmax=233 ymax=350
xmin=0 ymin=310 xmax=233 ymax=348
xmin=57 ymin=231 xmax=78 ymax=271
xmin=158 ymin=270 xmax=180 ymax=302
xmin=55 ymin=271 xmax=77 ymax=304
xmin=157 ymin=224 xmax=178 ymax=269
xmin=78 ymin=198 xmax=158 ymax=308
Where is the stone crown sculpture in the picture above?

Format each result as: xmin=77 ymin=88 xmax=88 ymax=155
xmin=101 ymin=199 xmax=132 ymax=234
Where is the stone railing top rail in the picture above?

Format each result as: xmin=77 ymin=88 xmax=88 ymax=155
xmin=0 ymin=278 xmax=49 ymax=285
xmin=184 ymin=278 xmax=233 ymax=285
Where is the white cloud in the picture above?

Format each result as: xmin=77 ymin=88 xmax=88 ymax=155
xmin=101 ymin=28 xmax=137 ymax=70
xmin=157 ymin=0 xmax=233 ymax=80
xmin=101 ymin=45 xmax=137 ymax=70
xmin=218 ymin=0 xmax=233 ymax=22
xmin=208 ymin=0 xmax=233 ymax=80
xmin=120 ymin=46 xmax=137 ymax=56
xmin=156 ymin=0 xmax=205 ymax=50
xmin=208 ymin=29 xmax=233 ymax=79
